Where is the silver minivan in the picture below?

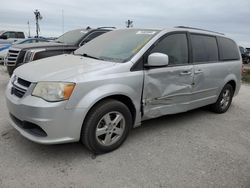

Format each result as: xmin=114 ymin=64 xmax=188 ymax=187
xmin=6 ymin=27 xmax=241 ymax=153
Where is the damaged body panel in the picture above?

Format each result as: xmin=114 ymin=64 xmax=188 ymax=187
xmin=142 ymin=65 xmax=194 ymax=120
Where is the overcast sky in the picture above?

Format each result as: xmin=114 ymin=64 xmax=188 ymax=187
xmin=1 ymin=0 xmax=250 ymax=46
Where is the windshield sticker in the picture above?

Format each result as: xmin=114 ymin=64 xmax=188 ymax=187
xmin=136 ymin=31 xmax=156 ymax=35
xmin=132 ymin=37 xmax=151 ymax=53
xmin=80 ymin=30 xmax=88 ymax=33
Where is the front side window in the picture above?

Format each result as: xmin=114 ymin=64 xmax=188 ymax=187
xmin=149 ymin=33 xmax=188 ymax=65
xmin=2 ymin=32 xmax=10 ymax=38
xmin=191 ymin=34 xmax=218 ymax=63
xmin=9 ymin=32 xmax=16 ymax=38
xmin=75 ymin=29 xmax=159 ymax=63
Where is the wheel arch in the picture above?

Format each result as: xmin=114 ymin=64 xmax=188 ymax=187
xmin=82 ymin=94 xmax=137 ymax=128
xmin=221 ymin=74 xmax=239 ymax=96
xmin=226 ymin=80 xmax=236 ymax=93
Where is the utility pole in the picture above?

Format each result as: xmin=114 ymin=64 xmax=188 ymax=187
xmin=125 ymin=19 xmax=133 ymax=28
xmin=27 ymin=20 xmax=31 ymax=38
xmin=34 ymin=9 xmax=42 ymax=37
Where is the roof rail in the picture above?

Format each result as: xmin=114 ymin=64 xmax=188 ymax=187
xmin=175 ymin=26 xmax=224 ymax=35
xmin=97 ymin=27 xmax=116 ymax=30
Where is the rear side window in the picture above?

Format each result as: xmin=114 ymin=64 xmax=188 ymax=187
xmin=217 ymin=37 xmax=240 ymax=61
xmin=191 ymin=34 xmax=218 ymax=63
xmin=150 ymin=33 xmax=189 ymax=65
xmin=16 ymin=32 xmax=25 ymax=38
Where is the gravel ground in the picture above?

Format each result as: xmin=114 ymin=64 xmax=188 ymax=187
xmin=0 ymin=66 xmax=250 ymax=188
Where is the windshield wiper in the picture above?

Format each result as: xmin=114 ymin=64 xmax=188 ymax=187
xmin=55 ymin=40 xmax=64 ymax=43
xmin=82 ymin=53 xmax=103 ymax=60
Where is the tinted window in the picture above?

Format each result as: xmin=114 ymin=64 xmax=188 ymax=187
xmin=4 ymin=32 xmax=15 ymax=38
xmin=191 ymin=34 xmax=218 ymax=63
xmin=150 ymin=33 xmax=188 ymax=65
xmin=16 ymin=32 xmax=25 ymax=38
xmin=218 ymin=37 xmax=240 ymax=60
xmin=239 ymin=46 xmax=244 ymax=54
xmin=9 ymin=32 xmax=16 ymax=38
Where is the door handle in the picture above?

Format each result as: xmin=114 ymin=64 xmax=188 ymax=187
xmin=180 ymin=71 xmax=192 ymax=76
xmin=194 ymin=70 xmax=203 ymax=74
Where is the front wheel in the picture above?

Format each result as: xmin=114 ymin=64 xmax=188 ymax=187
xmin=210 ymin=84 xmax=234 ymax=113
xmin=81 ymin=99 xmax=133 ymax=154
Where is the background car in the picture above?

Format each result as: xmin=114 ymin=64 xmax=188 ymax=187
xmin=239 ymin=46 xmax=250 ymax=64
xmin=5 ymin=27 xmax=115 ymax=76
xmin=0 ymin=30 xmax=25 ymax=43
xmin=0 ymin=38 xmax=48 ymax=65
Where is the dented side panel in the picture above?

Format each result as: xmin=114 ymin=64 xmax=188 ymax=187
xmin=142 ymin=65 xmax=194 ymax=120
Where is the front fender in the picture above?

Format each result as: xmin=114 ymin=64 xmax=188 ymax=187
xmin=65 ymin=83 xmax=142 ymax=127
xmin=78 ymin=84 xmax=139 ymax=108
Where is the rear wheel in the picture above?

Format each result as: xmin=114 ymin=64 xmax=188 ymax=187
xmin=81 ymin=99 xmax=132 ymax=154
xmin=210 ymin=84 xmax=234 ymax=113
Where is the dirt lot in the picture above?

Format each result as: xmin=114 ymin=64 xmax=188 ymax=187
xmin=0 ymin=66 xmax=250 ymax=188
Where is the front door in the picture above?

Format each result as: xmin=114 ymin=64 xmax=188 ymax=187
xmin=142 ymin=32 xmax=194 ymax=120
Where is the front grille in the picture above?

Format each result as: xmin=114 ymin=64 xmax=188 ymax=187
xmin=11 ymin=76 xmax=31 ymax=98
xmin=6 ymin=48 xmax=21 ymax=66
xmin=10 ymin=113 xmax=47 ymax=137
xmin=11 ymin=87 xmax=26 ymax=98
xmin=17 ymin=77 xmax=31 ymax=87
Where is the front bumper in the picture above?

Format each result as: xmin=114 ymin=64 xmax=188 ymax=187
xmin=5 ymin=81 xmax=86 ymax=144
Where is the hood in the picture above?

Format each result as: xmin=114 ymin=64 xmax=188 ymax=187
xmin=14 ymin=54 xmax=117 ymax=82
xmin=12 ymin=41 xmax=75 ymax=50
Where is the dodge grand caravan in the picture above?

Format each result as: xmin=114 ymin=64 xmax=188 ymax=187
xmin=6 ymin=27 xmax=241 ymax=153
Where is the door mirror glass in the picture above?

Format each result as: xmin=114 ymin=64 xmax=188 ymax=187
xmin=147 ymin=53 xmax=169 ymax=67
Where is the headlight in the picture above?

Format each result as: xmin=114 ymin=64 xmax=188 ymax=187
xmin=23 ymin=48 xmax=45 ymax=63
xmin=32 ymin=82 xmax=75 ymax=102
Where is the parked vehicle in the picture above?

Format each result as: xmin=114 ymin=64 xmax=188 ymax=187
xmin=0 ymin=30 xmax=25 ymax=43
xmin=0 ymin=39 xmax=12 ymax=44
xmin=0 ymin=38 xmax=48 ymax=64
xmin=6 ymin=27 xmax=241 ymax=153
xmin=239 ymin=46 xmax=250 ymax=64
xmin=5 ymin=27 xmax=115 ymax=76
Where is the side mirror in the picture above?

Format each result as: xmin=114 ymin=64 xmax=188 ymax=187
xmin=0 ymin=35 xmax=7 ymax=39
xmin=146 ymin=53 xmax=169 ymax=68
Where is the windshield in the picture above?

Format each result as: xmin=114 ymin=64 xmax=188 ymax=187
xmin=13 ymin=39 xmax=26 ymax=44
xmin=55 ymin=29 xmax=88 ymax=45
xmin=0 ymin=31 xmax=5 ymax=35
xmin=74 ymin=29 xmax=159 ymax=63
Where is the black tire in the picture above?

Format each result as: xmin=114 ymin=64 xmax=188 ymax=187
xmin=81 ymin=99 xmax=133 ymax=154
xmin=210 ymin=84 xmax=234 ymax=114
